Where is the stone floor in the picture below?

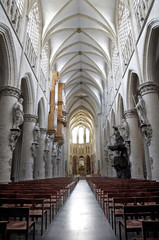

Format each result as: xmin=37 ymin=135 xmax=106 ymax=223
xmin=41 ymin=180 xmax=117 ymax=240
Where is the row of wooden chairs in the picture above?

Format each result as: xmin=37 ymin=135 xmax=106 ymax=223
xmin=0 ymin=177 xmax=79 ymax=239
xmin=86 ymin=177 xmax=159 ymax=240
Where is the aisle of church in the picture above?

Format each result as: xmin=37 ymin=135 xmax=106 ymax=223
xmin=41 ymin=180 xmax=117 ymax=240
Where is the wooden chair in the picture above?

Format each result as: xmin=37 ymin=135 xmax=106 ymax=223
xmin=0 ymin=221 xmax=8 ymax=240
xmin=111 ymin=196 xmax=137 ymax=235
xmin=0 ymin=197 xmax=47 ymax=236
xmin=0 ymin=207 xmax=35 ymax=240
xmin=112 ymin=196 xmax=159 ymax=235
xmin=134 ymin=220 xmax=159 ymax=240
xmin=119 ymin=204 xmax=159 ymax=240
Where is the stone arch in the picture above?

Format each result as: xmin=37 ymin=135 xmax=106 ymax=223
xmin=143 ymin=20 xmax=159 ymax=83
xmin=116 ymin=94 xmax=124 ymax=125
xmin=37 ymin=97 xmax=46 ymax=128
xmin=11 ymin=74 xmax=36 ymax=182
xmin=110 ymin=109 xmax=115 ymax=137
xmin=0 ymin=23 xmax=18 ymax=87
xmin=20 ymin=73 xmax=36 ymax=114
xmin=126 ymin=70 xmax=140 ymax=110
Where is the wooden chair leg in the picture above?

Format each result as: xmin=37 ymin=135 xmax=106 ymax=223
xmin=33 ymin=222 xmax=35 ymax=240
xmin=119 ymin=221 xmax=122 ymax=240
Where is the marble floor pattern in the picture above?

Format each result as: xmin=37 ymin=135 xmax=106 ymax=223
xmin=41 ymin=180 xmax=117 ymax=240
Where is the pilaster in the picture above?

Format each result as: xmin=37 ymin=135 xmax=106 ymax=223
xmin=125 ymin=109 xmax=144 ymax=179
xmin=19 ymin=114 xmax=37 ymax=181
xmin=138 ymin=82 xmax=159 ymax=180
xmin=0 ymin=86 xmax=21 ymax=183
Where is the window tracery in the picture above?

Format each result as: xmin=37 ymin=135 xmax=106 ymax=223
xmin=118 ymin=0 xmax=134 ymax=71
xmin=27 ymin=1 xmax=40 ymax=55
xmin=41 ymin=43 xmax=49 ymax=78
xmin=132 ymin=0 xmax=153 ymax=31
xmin=40 ymin=43 xmax=49 ymax=91
xmin=15 ymin=0 xmax=24 ymax=16
xmin=2 ymin=0 xmax=23 ymax=36
xmin=25 ymin=1 xmax=40 ymax=69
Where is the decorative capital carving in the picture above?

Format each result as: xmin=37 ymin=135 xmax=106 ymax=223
xmin=0 ymin=86 xmax=21 ymax=99
xmin=138 ymin=82 xmax=159 ymax=96
xmin=9 ymin=129 xmax=21 ymax=151
xmin=124 ymin=109 xmax=138 ymax=119
xmin=48 ymin=128 xmax=56 ymax=136
xmin=54 ymin=135 xmax=64 ymax=146
xmin=40 ymin=128 xmax=48 ymax=134
xmin=24 ymin=114 xmax=38 ymax=123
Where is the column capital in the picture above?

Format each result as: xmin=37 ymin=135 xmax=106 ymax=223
xmin=124 ymin=109 xmax=138 ymax=119
xmin=138 ymin=82 xmax=159 ymax=97
xmin=0 ymin=86 xmax=21 ymax=99
xmin=24 ymin=114 xmax=38 ymax=123
xmin=40 ymin=128 xmax=48 ymax=134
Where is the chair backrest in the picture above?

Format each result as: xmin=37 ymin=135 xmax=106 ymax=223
xmin=123 ymin=204 xmax=159 ymax=220
xmin=142 ymin=220 xmax=159 ymax=240
xmin=0 ymin=206 xmax=30 ymax=219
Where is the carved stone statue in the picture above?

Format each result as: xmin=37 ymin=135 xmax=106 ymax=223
xmin=33 ymin=123 xmax=40 ymax=143
xmin=120 ymin=118 xmax=129 ymax=140
xmin=108 ymin=127 xmax=131 ymax=179
xmin=135 ymin=95 xmax=148 ymax=125
xmin=45 ymin=135 xmax=50 ymax=151
xmin=12 ymin=98 xmax=24 ymax=129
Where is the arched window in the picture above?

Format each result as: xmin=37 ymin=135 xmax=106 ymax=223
xmin=133 ymin=0 xmax=153 ymax=30
xmin=41 ymin=43 xmax=49 ymax=78
xmin=86 ymin=128 xmax=90 ymax=143
xmin=79 ymin=127 xmax=84 ymax=144
xmin=72 ymin=127 xmax=78 ymax=144
xmin=15 ymin=0 xmax=24 ymax=15
xmin=118 ymin=0 xmax=134 ymax=70
xmin=27 ymin=1 xmax=40 ymax=55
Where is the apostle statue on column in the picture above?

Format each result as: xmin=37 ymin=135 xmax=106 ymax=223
xmin=12 ymin=98 xmax=24 ymax=129
xmin=33 ymin=123 xmax=40 ymax=143
xmin=135 ymin=95 xmax=148 ymax=125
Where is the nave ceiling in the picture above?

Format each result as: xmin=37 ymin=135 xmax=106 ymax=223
xmin=36 ymin=0 xmax=117 ymax=123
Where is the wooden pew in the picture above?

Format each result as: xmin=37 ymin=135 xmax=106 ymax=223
xmin=0 ymin=207 xmax=35 ymax=240
xmin=119 ymin=204 xmax=159 ymax=240
xmin=0 ymin=197 xmax=47 ymax=236
xmin=111 ymin=196 xmax=159 ymax=235
xmin=134 ymin=220 xmax=159 ymax=240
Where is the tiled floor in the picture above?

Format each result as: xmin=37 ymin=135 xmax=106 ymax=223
xmin=41 ymin=180 xmax=117 ymax=240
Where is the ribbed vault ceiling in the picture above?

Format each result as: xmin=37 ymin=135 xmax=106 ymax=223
xmin=40 ymin=0 xmax=117 ymax=119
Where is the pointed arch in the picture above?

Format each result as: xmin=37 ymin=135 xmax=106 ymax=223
xmin=116 ymin=93 xmax=124 ymax=125
xmin=0 ymin=23 xmax=18 ymax=87
xmin=37 ymin=97 xmax=47 ymax=128
xmin=126 ymin=70 xmax=140 ymax=110
xmin=143 ymin=20 xmax=159 ymax=83
xmin=20 ymin=73 xmax=36 ymax=114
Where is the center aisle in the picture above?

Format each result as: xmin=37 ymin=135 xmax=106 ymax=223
xmin=42 ymin=180 xmax=117 ymax=240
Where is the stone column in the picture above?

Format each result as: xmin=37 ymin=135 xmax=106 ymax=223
xmin=52 ymin=142 xmax=58 ymax=177
xmin=45 ymin=135 xmax=54 ymax=178
xmin=34 ymin=128 xmax=47 ymax=179
xmin=125 ymin=109 xmax=144 ymax=179
xmin=19 ymin=114 xmax=37 ymax=181
xmin=0 ymin=87 xmax=21 ymax=183
xmin=138 ymin=82 xmax=159 ymax=180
